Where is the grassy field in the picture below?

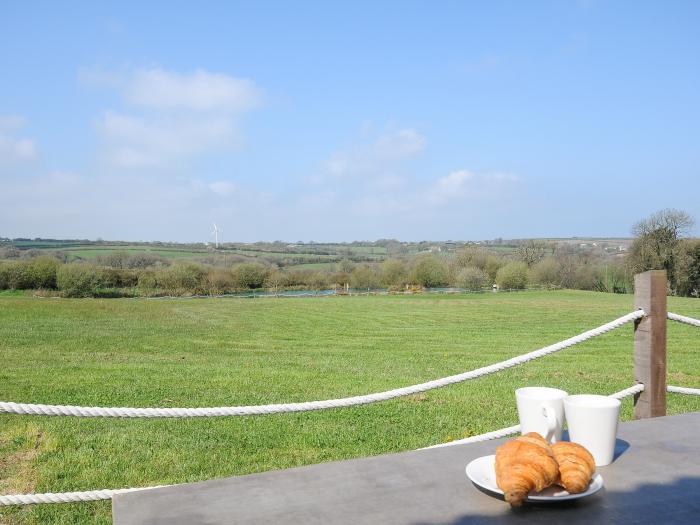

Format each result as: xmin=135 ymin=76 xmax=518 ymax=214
xmin=59 ymin=246 xmax=208 ymax=260
xmin=0 ymin=291 xmax=698 ymax=524
xmin=288 ymin=262 xmax=338 ymax=270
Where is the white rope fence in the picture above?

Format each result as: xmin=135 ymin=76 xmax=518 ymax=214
xmin=423 ymin=383 xmax=645 ymax=450
xmin=0 ymin=384 xmax=647 ymax=506
xmin=665 ymin=312 xmax=700 ymax=397
xmin=608 ymin=383 xmax=646 ymax=400
xmin=0 ymin=310 xmax=644 ymax=418
xmin=0 ymin=486 xmax=168 ymax=507
xmin=667 ymin=311 xmax=700 ymax=328
xmin=667 ymin=385 xmax=700 ymax=396
xmin=4 ymin=308 xmax=698 ymax=507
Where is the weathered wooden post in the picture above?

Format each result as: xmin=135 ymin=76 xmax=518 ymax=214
xmin=633 ymin=270 xmax=667 ymax=418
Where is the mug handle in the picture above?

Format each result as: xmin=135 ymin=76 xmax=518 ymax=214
xmin=541 ymin=404 xmax=557 ymax=442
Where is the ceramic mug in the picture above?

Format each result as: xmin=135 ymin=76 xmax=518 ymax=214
xmin=515 ymin=387 xmax=568 ymax=443
xmin=564 ymin=394 xmax=621 ymax=466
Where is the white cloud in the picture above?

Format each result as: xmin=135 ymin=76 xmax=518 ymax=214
xmin=84 ymin=67 xmax=261 ymax=170
xmin=97 ymin=110 xmax=236 ymax=168
xmin=305 ymin=126 xmax=519 ymax=231
xmin=374 ymin=128 xmax=426 ymax=159
xmin=124 ymin=68 xmax=261 ymax=112
xmin=208 ymin=180 xmax=237 ymax=195
xmin=81 ymin=67 xmax=262 ymax=113
xmin=428 ymin=170 xmax=518 ymax=204
xmin=0 ymin=115 xmax=37 ymax=167
xmin=434 ymin=169 xmax=475 ymax=193
xmin=322 ymin=128 xmax=426 ymax=180
xmin=0 ymin=169 xmax=274 ymax=241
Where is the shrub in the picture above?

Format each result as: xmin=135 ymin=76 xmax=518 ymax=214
xmin=0 ymin=257 xmax=60 ymax=289
xmin=307 ymin=271 xmax=330 ymax=291
xmin=674 ymin=239 xmax=700 ymax=297
xmin=412 ymin=255 xmax=449 ymax=287
xmin=159 ymin=263 xmax=207 ymax=293
xmin=100 ymin=267 xmax=138 ymax=288
xmin=279 ymin=270 xmax=309 ymax=288
xmin=456 ymin=266 xmax=489 ymax=290
xmin=97 ymin=251 xmax=129 ymax=269
xmin=530 ymin=257 xmax=560 ymax=288
xmin=27 ymin=256 xmax=60 ymax=289
xmin=350 ymin=265 xmax=381 ymax=289
xmin=0 ymin=246 xmax=20 ymax=259
xmin=0 ymin=261 xmax=32 ymax=289
xmin=204 ymin=268 xmax=235 ymax=294
xmin=264 ymin=270 xmax=285 ymax=291
xmin=137 ymin=270 xmax=158 ymax=290
xmin=483 ymin=256 xmax=505 ymax=281
xmin=455 ymin=247 xmax=490 ymax=269
xmin=571 ymin=265 xmax=598 ymax=291
xmin=496 ymin=261 xmax=529 ymax=290
xmin=329 ymin=271 xmax=351 ymax=289
xmin=381 ymin=259 xmax=407 ymax=287
xmin=338 ymin=258 xmax=355 ymax=273
xmin=126 ymin=253 xmax=169 ymax=269
xmin=57 ymin=263 xmax=102 ymax=297
xmin=230 ymin=263 xmax=268 ymax=290
xmin=0 ymin=263 xmax=11 ymax=289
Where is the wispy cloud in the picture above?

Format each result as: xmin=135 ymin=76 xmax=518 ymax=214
xmin=428 ymin=170 xmax=518 ymax=204
xmin=323 ymin=127 xmax=426 ymax=181
xmin=96 ymin=110 xmax=236 ymax=168
xmin=208 ymin=180 xmax=237 ymax=196
xmin=123 ymin=68 xmax=261 ymax=112
xmin=0 ymin=169 xmax=272 ymax=240
xmin=0 ymin=115 xmax=37 ymax=167
xmin=303 ymin=126 xmax=519 ymax=230
xmin=84 ymin=67 xmax=262 ymax=169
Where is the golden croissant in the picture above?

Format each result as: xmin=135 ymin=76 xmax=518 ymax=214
xmin=551 ymin=441 xmax=596 ymax=493
xmin=495 ymin=432 xmax=559 ymax=507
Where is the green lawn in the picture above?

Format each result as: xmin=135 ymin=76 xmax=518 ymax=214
xmin=61 ymin=246 xmax=207 ymax=260
xmin=0 ymin=291 xmax=698 ymax=524
xmin=286 ymin=262 xmax=337 ymax=270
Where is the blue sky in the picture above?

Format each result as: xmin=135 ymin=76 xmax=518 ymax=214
xmin=1 ymin=1 xmax=699 ymax=242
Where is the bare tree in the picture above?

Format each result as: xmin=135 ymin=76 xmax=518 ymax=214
xmin=628 ymin=209 xmax=695 ymax=294
xmin=632 ymin=208 xmax=694 ymax=238
xmin=515 ymin=240 xmax=552 ymax=267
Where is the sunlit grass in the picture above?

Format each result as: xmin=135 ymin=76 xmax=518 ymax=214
xmin=0 ymin=291 xmax=698 ymax=524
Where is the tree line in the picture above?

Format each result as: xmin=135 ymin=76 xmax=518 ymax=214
xmin=1 ymin=209 xmax=698 ymax=298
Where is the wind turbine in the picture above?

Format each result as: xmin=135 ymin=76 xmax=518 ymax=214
xmin=211 ymin=223 xmax=221 ymax=249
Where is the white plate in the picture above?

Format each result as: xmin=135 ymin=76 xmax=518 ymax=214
xmin=466 ymin=455 xmax=603 ymax=502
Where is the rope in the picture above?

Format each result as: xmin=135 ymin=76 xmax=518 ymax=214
xmin=0 ymin=486 xmax=167 ymax=506
xmin=667 ymin=385 xmax=700 ymax=396
xmin=608 ymin=383 xmax=645 ymax=399
xmin=422 ymin=425 xmax=521 ymax=449
xmin=422 ymin=384 xmax=644 ymax=450
xmin=0 ymin=310 xmax=644 ymax=418
xmin=0 ymin=384 xmax=647 ymax=506
xmin=667 ymin=311 xmax=700 ymax=328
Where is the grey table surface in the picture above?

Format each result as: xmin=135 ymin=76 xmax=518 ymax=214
xmin=113 ymin=412 xmax=700 ymax=524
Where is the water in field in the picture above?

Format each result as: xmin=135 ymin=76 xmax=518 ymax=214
xmin=146 ymin=287 xmax=497 ymax=299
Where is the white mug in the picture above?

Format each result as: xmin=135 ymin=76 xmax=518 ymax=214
xmin=515 ymin=387 xmax=568 ymax=443
xmin=564 ymin=394 xmax=621 ymax=466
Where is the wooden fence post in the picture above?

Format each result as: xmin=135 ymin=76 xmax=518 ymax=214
xmin=633 ymin=270 xmax=667 ymax=418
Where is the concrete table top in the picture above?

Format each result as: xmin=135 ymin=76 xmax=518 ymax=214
xmin=113 ymin=412 xmax=700 ymax=524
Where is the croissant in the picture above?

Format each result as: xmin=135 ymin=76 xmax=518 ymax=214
xmin=495 ymin=432 xmax=559 ymax=507
xmin=551 ymin=441 xmax=596 ymax=493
